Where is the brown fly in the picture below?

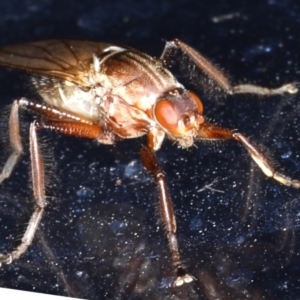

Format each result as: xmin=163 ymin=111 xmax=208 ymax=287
xmin=0 ymin=39 xmax=298 ymax=286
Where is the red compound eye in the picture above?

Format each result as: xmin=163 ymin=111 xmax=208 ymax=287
xmin=155 ymin=99 xmax=179 ymax=134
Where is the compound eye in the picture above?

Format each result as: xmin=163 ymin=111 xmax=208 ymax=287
xmin=187 ymin=91 xmax=203 ymax=114
xmin=154 ymin=99 xmax=179 ymax=132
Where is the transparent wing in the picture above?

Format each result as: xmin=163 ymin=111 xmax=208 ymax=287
xmin=0 ymin=40 xmax=113 ymax=87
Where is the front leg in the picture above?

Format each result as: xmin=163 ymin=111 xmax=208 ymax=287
xmin=233 ymin=132 xmax=300 ymax=188
xmin=140 ymin=145 xmax=194 ymax=286
xmin=197 ymin=122 xmax=300 ymax=188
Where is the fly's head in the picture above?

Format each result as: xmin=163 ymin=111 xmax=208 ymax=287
xmin=154 ymin=88 xmax=205 ymax=148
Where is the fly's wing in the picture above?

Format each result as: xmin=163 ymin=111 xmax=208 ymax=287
xmin=0 ymin=40 xmax=113 ymax=87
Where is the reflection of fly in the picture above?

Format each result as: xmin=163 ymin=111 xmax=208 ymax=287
xmin=0 ymin=39 xmax=298 ymax=286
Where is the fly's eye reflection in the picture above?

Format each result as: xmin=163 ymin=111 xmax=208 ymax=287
xmin=0 ymin=38 xmax=298 ymax=288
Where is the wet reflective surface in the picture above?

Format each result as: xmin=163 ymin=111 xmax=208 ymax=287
xmin=0 ymin=0 xmax=300 ymax=299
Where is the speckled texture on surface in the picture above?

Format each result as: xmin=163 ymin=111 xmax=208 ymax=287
xmin=0 ymin=1 xmax=299 ymax=299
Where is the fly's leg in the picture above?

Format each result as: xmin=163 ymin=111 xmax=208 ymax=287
xmin=18 ymin=97 xmax=116 ymax=143
xmin=0 ymin=120 xmax=46 ymax=265
xmin=0 ymin=97 xmax=114 ymax=184
xmin=0 ymin=98 xmax=114 ymax=265
xmin=197 ymin=122 xmax=300 ymax=188
xmin=159 ymin=40 xmax=178 ymax=68
xmin=232 ymin=132 xmax=300 ymax=188
xmin=162 ymin=39 xmax=298 ymax=95
xmin=140 ymin=145 xmax=194 ymax=287
xmin=0 ymin=101 xmax=23 ymax=184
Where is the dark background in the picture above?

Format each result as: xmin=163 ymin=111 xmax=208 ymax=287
xmin=0 ymin=0 xmax=299 ymax=299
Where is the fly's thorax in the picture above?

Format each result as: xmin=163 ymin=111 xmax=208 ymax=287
xmin=91 ymin=47 xmax=184 ymax=111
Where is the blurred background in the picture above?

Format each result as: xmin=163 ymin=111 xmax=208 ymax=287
xmin=0 ymin=0 xmax=299 ymax=299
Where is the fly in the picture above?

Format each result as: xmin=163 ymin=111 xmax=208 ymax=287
xmin=0 ymin=39 xmax=298 ymax=286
